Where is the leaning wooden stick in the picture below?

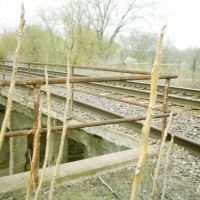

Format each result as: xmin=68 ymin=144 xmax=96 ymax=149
xmin=0 ymin=3 xmax=25 ymax=151
xmin=9 ymin=137 xmax=14 ymax=175
xmin=130 ymin=25 xmax=166 ymax=200
xmin=161 ymin=133 xmax=174 ymax=200
xmin=151 ymin=111 xmax=173 ymax=199
xmin=26 ymin=95 xmax=43 ymax=200
xmin=48 ymin=52 xmax=72 ymax=200
xmin=34 ymin=65 xmax=52 ymax=200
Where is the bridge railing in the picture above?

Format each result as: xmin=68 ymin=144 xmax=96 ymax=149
xmin=0 ymin=60 xmax=177 ymax=78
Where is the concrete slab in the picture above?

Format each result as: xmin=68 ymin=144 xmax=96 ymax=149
xmin=0 ymin=147 xmax=156 ymax=195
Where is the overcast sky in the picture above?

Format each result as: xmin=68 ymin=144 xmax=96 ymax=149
xmin=0 ymin=0 xmax=200 ymax=49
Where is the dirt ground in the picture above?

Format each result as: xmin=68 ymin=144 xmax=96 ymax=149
xmin=1 ymin=146 xmax=200 ymax=200
xmin=0 ymin=156 xmax=159 ymax=200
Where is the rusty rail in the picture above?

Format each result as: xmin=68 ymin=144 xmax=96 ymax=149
xmin=5 ymin=113 xmax=175 ymax=137
xmin=1 ymin=60 xmax=151 ymax=75
xmin=0 ymin=74 xmax=178 ymax=86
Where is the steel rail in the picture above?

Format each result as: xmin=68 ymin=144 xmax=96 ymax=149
xmin=82 ymin=82 xmax=200 ymax=109
xmin=108 ymin=80 xmax=200 ymax=98
xmin=0 ymin=60 xmax=152 ymax=75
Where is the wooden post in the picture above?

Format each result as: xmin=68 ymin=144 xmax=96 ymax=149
xmin=161 ymin=79 xmax=170 ymax=137
xmin=26 ymin=84 xmax=42 ymax=200
xmin=151 ymin=111 xmax=173 ymax=199
xmin=32 ymin=84 xmax=41 ymax=187
xmin=34 ymin=66 xmax=52 ymax=199
xmin=8 ymin=115 xmax=14 ymax=175
xmin=48 ymin=52 xmax=72 ymax=200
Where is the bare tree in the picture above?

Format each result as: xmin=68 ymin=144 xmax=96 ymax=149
xmin=37 ymin=9 xmax=67 ymax=63
xmin=56 ymin=0 xmax=162 ymax=63
xmin=89 ymin=0 xmax=159 ymax=45
xmin=119 ymin=31 xmax=157 ymax=64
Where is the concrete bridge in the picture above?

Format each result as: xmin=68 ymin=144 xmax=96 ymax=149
xmin=0 ymin=81 xmax=153 ymax=194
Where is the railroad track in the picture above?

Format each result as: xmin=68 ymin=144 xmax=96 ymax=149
xmin=49 ymin=91 xmax=200 ymax=156
xmin=1 ymin=82 xmax=199 ymax=156
xmin=1 ymin=64 xmax=200 ymax=109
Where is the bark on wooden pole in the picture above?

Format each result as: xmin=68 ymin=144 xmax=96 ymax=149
xmin=26 ymin=87 xmax=42 ymax=200
xmin=130 ymin=25 xmax=166 ymax=200
xmin=0 ymin=3 xmax=25 ymax=152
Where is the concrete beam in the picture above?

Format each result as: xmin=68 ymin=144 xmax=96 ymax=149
xmin=0 ymin=147 xmax=156 ymax=195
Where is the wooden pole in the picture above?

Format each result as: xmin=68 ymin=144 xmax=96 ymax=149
xmin=70 ymin=66 xmax=75 ymax=112
xmin=1 ymin=60 xmax=152 ymax=74
xmin=5 ymin=113 xmax=176 ymax=137
xmin=8 ymin=115 xmax=14 ymax=175
xmin=0 ymin=3 xmax=25 ymax=152
xmin=34 ymin=66 xmax=52 ymax=200
xmin=161 ymin=79 xmax=170 ymax=137
xmin=68 ymin=62 xmax=73 ymax=119
xmin=0 ymin=74 xmax=178 ymax=86
xmin=161 ymin=133 xmax=174 ymax=199
xmin=130 ymin=25 xmax=166 ymax=200
xmin=32 ymin=84 xmax=41 ymax=187
xmin=26 ymin=86 xmax=42 ymax=200
xmin=48 ymin=52 xmax=72 ymax=200
xmin=151 ymin=111 xmax=173 ymax=199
